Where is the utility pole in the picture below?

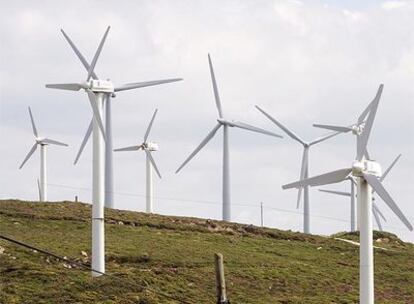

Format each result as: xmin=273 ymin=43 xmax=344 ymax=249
xmin=260 ymin=202 xmax=264 ymax=227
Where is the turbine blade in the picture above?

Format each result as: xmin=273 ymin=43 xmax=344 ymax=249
xmin=144 ymin=109 xmax=158 ymax=142
xmin=60 ymin=29 xmax=98 ymax=79
xmin=231 ymin=121 xmax=283 ymax=138
xmin=28 ymin=107 xmax=38 ymax=137
xmin=45 ymin=83 xmax=82 ymax=91
xmin=373 ymin=202 xmax=387 ymax=222
xmin=86 ymin=89 xmax=106 ymax=139
xmin=380 ymin=154 xmax=401 ymax=182
xmin=19 ymin=143 xmax=38 ymax=169
xmin=176 ymin=123 xmax=222 ymax=173
xmin=358 ymin=90 xmax=377 ymax=124
xmin=114 ymin=145 xmax=142 ymax=152
xmin=37 ymin=179 xmax=41 ymax=201
xmin=372 ymin=205 xmax=383 ymax=231
xmin=86 ymin=26 xmax=110 ymax=81
xmin=146 ymin=150 xmax=162 ymax=179
xmin=309 ymin=130 xmax=342 ymax=146
xmin=313 ymin=124 xmax=352 ymax=133
xmin=114 ymin=78 xmax=183 ymax=92
xmin=282 ymin=168 xmax=352 ymax=189
xmin=357 ymin=84 xmax=383 ymax=160
xmin=208 ymin=54 xmax=223 ymax=118
xmin=74 ymin=119 xmax=93 ymax=165
xmin=296 ymin=148 xmax=308 ymax=209
xmin=319 ymin=189 xmax=352 ymax=197
xmin=350 ymin=176 xmax=357 ymax=186
xmin=255 ymin=105 xmax=305 ymax=145
xmin=365 ymin=149 xmax=371 ymax=160
xmin=42 ymin=138 xmax=68 ymax=147
xmin=363 ymin=172 xmax=413 ymax=231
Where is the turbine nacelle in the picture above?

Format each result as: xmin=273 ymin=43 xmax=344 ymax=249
xmin=352 ymin=160 xmax=382 ymax=178
xmin=87 ymin=79 xmax=114 ymax=93
xmin=217 ymin=118 xmax=234 ymax=126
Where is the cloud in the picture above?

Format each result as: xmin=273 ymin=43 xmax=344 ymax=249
xmin=1 ymin=0 xmax=414 ymax=242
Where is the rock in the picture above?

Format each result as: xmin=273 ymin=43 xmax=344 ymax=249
xmin=0 ymin=246 xmax=5 ymax=254
xmin=118 ymin=221 xmax=124 ymax=225
xmin=62 ymin=263 xmax=72 ymax=269
xmin=317 ymin=247 xmax=322 ymax=250
xmin=81 ymin=251 xmax=88 ymax=257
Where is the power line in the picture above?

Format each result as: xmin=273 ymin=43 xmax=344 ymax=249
xmin=46 ymin=182 xmax=410 ymax=232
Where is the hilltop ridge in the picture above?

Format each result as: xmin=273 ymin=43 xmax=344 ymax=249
xmin=1 ymin=200 xmax=413 ymax=303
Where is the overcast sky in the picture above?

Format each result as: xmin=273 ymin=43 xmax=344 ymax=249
xmin=1 ymin=0 xmax=414 ymax=242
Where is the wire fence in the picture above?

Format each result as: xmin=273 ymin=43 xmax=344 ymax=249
xmin=45 ymin=182 xmax=411 ymax=233
xmin=0 ymin=234 xmax=193 ymax=304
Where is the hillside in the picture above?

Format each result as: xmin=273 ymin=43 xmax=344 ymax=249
xmin=0 ymin=200 xmax=413 ymax=304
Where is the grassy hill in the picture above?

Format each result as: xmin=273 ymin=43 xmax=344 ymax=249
xmin=0 ymin=200 xmax=413 ymax=303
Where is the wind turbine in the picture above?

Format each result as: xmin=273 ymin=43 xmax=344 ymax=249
xmin=176 ymin=54 xmax=283 ymax=222
xmin=282 ymin=84 xmax=413 ymax=304
xmin=320 ymin=154 xmax=402 ymax=232
xmin=46 ymin=27 xmax=181 ymax=276
xmin=312 ymin=85 xmax=397 ymax=229
xmin=52 ymin=27 xmax=182 ymax=210
xmin=255 ymin=105 xmax=341 ymax=234
xmin=19 ymin=107 xmax=68 ymax=202
xmin=114 ymin=109 xmax=162 ymax=213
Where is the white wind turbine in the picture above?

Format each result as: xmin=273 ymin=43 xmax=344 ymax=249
xmin=320 ymin=154 xmax=402 ymax=232
xmin=114 ymin=109 xmax=161 ymax=213
xmin=282 ymin=84 xmax=413 ymax=304
xmin=312 ymin=86 xmax=398 ymax=230
xmin=54 ymin=27 xmax=182 ymax=210
xmin=46 ymin=27 xmax=181 ymax=276
xmin=176 ymin=54 xmax=283 ymax=221
xmin=19 ymin=107 xmax=68 ymax=202
xmin=255 ymin=105 xmax=340 ymax=234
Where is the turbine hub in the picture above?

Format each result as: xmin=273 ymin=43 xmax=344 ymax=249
xmin=88 ymin=79 xmax=114 ymax=93
xmin=35 ymin=137 xmax=45 ymax=144
xmin=143 ymin=142 xmax=159 ymax=151
xmin=217 ymin=118 xmax=230 ymax=126
xmin=352 ymin=160 xmax=382 ymax=177
xmin=351 ymin=124 xmax=363 ymax=135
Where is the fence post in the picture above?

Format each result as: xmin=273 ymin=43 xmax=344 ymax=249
xmin=214 ymin=253 xmax=230 ymax=304
xmin=75 ymin=196 xmax=78 ymax=203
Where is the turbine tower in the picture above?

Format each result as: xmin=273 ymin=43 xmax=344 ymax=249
xmin=320 ymin=154 xmax=402 ymax=231
xmin=176 ymin=54 xmax=283 ymax=222
xmin=46 ymin=27 xmax=181 ymax=276
xmin=255 ymin=105 xmax=340 ymax=234
xmin=19 ymin=107 xmax=68 ymax=202
xmin=114 ymin=109 xmax=162 ymax=213
xmin=56 ymin=27 xmax=182 ymax=210
xmin=282 ymin=84 xmax=413 ymax=304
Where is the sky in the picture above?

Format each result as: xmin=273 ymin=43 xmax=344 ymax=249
xmin=1 ymin=0 xmax=414 ymax=242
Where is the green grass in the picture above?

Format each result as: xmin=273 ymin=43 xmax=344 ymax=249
xmin=0 ymin=200 xmax=413 ymax=303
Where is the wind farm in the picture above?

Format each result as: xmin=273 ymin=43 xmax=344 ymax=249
xmin=1 ymin=2 xmax=414 ymax=303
